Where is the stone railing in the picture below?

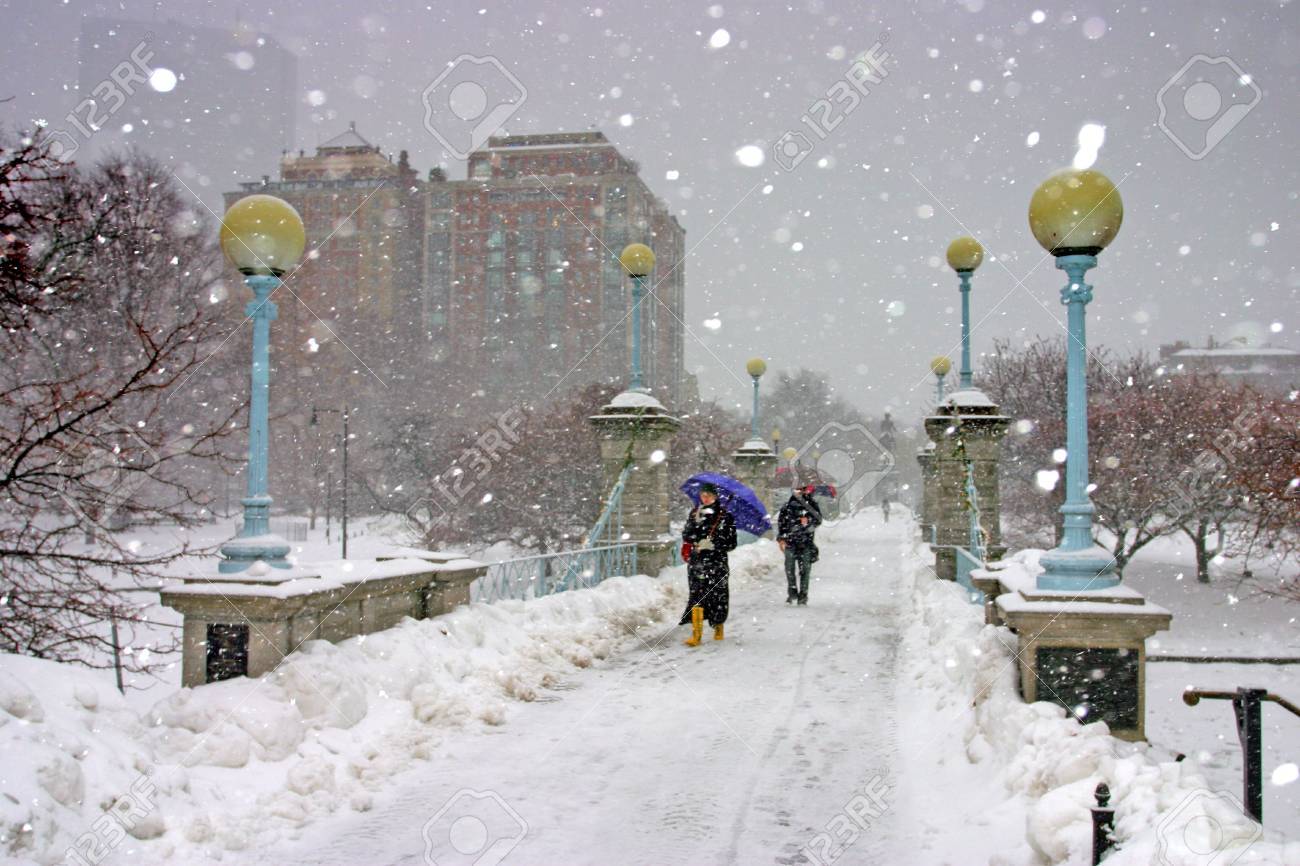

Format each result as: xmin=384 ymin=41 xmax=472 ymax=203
xmin=161 ymin=549 xmax=486 ymax=687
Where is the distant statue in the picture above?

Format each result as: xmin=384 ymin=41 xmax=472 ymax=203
xmin=879 ymin=412 xmax=897 ymax=451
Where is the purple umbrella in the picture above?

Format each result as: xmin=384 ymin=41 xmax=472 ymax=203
xmin=679 ymin=472 xmax=772 ymax=536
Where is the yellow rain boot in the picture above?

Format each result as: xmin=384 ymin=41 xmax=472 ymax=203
xmin=713 ymin=623 xmax=724 ymax=641
xmin=684 ymin=606 xmax=704 ymax=647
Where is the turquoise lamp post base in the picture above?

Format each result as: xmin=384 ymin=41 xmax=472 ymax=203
xmin=218 ymin=537 xmax=292 ymax=573
xmin=219 ymin=493 xmax=291 ymax=572
xmin=1036 ymin=548 xmax=1120 ymax=591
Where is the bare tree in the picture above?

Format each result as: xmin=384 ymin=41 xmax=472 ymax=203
xmin=364 ymin=382 xmax=615 ymax=554
xmin=983 ymin=336 xmax=1163 ymax=571
xmin=0 ymin=134 xmax=242 ymax=673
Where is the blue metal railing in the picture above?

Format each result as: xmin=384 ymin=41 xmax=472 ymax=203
xmin=473 ymin=466 xmax=638 ymax=604
xmin=954 ymin=461 xmax=987 ymax=603
xmin=472 ymin=543 xmax=638 ymax=603
xmin=954 ymin=545 xmax=984 ymax=604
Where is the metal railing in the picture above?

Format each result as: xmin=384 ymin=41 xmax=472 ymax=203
xmin=955 ymin=463 xmax=987 ymax=603
xmin=270 ymin=519 xmax=308 ymax=542
xmin=473 ymin=466 xmax=638 ymax=604
xmin=953 ymin=545 xmax=985 ymax=604
xmin=472 ymin=543 xmax=638 ymax=603
xmin=1183 ymin=686 xmax=1300 ymax=823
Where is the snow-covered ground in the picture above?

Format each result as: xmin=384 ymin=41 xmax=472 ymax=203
xmin=2 ymin=510 xmax=1297 ymax=865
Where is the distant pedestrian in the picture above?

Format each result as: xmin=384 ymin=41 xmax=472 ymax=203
xmin=778 ymin=485 xmax=822 ymax=605
xmin=680 ymin=482 xmax=738 ymax=645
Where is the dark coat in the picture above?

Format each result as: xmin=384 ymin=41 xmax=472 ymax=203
xmin=777 ymin=494 xmax=822 ymax=551
xmin=682 ymin=504 xmax=738 ymax=579
xmin=680 ymin=503 xmax=737 ymax=626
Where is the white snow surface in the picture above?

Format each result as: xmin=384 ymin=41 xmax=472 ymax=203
xmin=2 ymin=511 xmax=1296 ymax=865
xmin=607 ymin=389 xmax=666 ymax=410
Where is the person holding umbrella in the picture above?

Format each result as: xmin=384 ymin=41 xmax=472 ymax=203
xmin=778 ymin=485 xmax=822 ymax=605
xmin=678 ymin=481 xmax=741 ymax=646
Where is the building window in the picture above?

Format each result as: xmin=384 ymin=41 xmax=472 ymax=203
xmin=489 ymin=250 xmax=505 ymax=267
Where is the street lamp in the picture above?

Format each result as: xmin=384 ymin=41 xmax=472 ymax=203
xmin=217 ymin=194 xmax=305 ymax=573
xmin=619 ymin=243 xmax=656 ymax=392
xmin=946 ymin=236 xmax=984 ymax=390
xmin=771 ymin=427 xmax=781 ymax=452
xmin=745 ymin=357 xmax=767 ymax=440
xmin=929 ymin=355 xmax=952 ymax=404
xmin=311 ymin=405 xmax=350 ymax=559
xmin=1028 ymin=167 xmax=1124 ymax=591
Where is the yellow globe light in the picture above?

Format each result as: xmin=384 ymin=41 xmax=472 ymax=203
xmin=746 ymin=357 xmax=767 ymax=378
xmin=781 ymin=447 xmax=798 ymax=461
xmin=945 ymin=236 xmax=984 ymax=272
xmin=619 ymin=243 xmax=656 ymax=277
xmin=771 ymin=428 xmax=781 ymax=441
xmin=1028 ymin=168 xmax=1123 ymax=256
xmin=930 ymin=355 xmax=952 ymax=376
xmin=220 ymin=194 xmax=306 ymax=276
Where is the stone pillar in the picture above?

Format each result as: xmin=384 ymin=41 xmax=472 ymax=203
xmin=997 ymin=586 xmax=1170 ymax=741
xmin=732 ymin=438 xmax=778 ymax=535
xmin=916 ymin=443 xmax=937 ymax=544
xmin=589 ymin=390 xmax=681 ymax=574
xmin=924 ymin=389 xmax=1010 ymax=581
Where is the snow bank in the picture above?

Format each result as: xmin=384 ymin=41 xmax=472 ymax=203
xmin=899 ymin=543 xmax=1298 ymax=865
xmin=0 ymin=572 xmax=684 ymax=865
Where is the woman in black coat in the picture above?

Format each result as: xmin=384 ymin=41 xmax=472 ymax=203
xmin=679 ymin=483 xmax=738 ymax=645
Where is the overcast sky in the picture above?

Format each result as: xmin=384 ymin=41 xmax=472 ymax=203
xmin=4 ymin=0 xmax=1297 ymax=423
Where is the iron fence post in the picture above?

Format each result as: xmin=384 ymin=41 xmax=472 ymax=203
xmin=1233 ymin=688 xmax=1265 ymax=822
xmin=1091 ymin=782 xmax=1114 ymax=864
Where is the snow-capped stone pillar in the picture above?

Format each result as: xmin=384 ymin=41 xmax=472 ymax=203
xmin=589 ymin=390 xmax=681 ymax=575
xmin=732 ymin=438 xmax=778 ymax=536
xmin=923 ymin=389 xmax=1010 ymax=581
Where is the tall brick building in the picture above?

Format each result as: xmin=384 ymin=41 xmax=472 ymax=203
xmin=425 ymin=132 xmax=687 ymax=405
xmin=226 ymin=128 xmax=686 ymax=415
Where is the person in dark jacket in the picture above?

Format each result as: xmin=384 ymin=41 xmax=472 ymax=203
xmin=680 ymin=483 xmax=738 ymax=645
xmin=778 ymin=485 xmax=822 ymax=605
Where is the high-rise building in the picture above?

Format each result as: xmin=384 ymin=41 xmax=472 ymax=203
xmin=225 ymin=128 xmax=686 ymax=416
xmin=424 ymin=132 xmax=687 ymax=406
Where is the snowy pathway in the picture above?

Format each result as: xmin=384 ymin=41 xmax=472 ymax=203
xmin=274 ymin=516 xmax=909 ymax=865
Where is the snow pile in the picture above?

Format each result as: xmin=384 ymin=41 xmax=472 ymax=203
xmin=900 ymin=545 xmax=1298 ymax=865
xmin=1 ymin=572 xmax=684 ymax=865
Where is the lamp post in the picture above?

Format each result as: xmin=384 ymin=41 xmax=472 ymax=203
xmin=930 ymin=355 xmax=952 ymax=404
xmin=771 ymin=428 xmax=781 ymax=452
xmin=946 ymin=236 xmax=984 ymax=390
xmin=745 ymin=357 xmax=767 ymax=440
xmin=619 ymin=243 xmax=656 ymax=392
xmin=311 ymin=405 xmax=350 ymax=559
xmin=217 ymin=194 xmax=306 ymax=573
xmin=1028 ymin=168 xmax=1124 ymax=591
